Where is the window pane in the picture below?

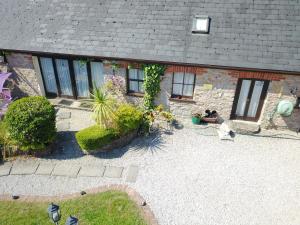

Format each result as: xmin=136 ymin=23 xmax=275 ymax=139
xmin=91 ymin=62 xmax=104 ymax=88
xmin=73 ymin=60 xmax=90 ymax=97
xmin=247 ymin=81 xmax=264 ymax=117
xmin=40 ymin=57 xmax=57 ymax=94
xmin=173 ymin=73 xmax=184 ymax=83
xmin=129 ymin=81 xmax=139 ymax=92
xmin=196 ymin=18 xmax=208 ymax=31
xmin=172 ymin=84 xmax=183 ymax=95
xmin=55 ymin=59 xmax=72 ymax=96
xmin=139 ymin=81 xmax=144 ymax=92
xmin=138 ymin=69 xmax=144 ymax=80
xmin=236 ymin=80 xmax=251 ymax=116
xmin=183 ymin=84 xmax=194 ymax=96
xmin=129 ymin=69 xmax=138 ymax=79
xmin=184 ymin=73 xmax=195 ymax=85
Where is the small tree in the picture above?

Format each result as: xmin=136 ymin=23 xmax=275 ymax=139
xmin=91 ymin=86 xmax=117 ymax=128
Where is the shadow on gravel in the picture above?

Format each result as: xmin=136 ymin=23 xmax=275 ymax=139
xmin=39 ymin=129 xmax=170 ymax=161
xmin=40 ymin=131 xmax=85 ymax=160
xmin=130 ymin=131 xmax=168 ymax=154
xmin=91 ymin=130 xmax=168 ymax=159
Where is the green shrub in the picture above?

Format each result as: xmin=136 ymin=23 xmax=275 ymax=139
xmin=76 ymin=125 xmax=118 ymax=151
xmin=0 ymin=121 xmax=8 ymax=146
xmin=4 ymin=96 xmax=56 ymax=151
xmin=115 ymin=104 xmax=143 ymax=135
xmin=91 ymin=86 xmax=117 ymax=128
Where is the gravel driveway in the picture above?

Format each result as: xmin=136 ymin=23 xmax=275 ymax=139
xmin=1 ymin=119 xmax=300 ymax=225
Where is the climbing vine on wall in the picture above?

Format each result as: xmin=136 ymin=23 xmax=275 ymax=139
xmin=142 ymin=64 xmax=166 ymax=109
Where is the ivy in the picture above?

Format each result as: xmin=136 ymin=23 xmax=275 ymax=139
xmin=142 ymin=64 xmax=166 ymax=109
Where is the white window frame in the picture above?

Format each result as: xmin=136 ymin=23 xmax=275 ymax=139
xmin=192 ymin=16 xmax=210 ymax=34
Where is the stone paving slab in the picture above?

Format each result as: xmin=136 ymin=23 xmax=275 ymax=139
xmin=56 ymin=122 xmax=70 ymax=131
xmin=0 ymin=163 xmax=12 ymax=177
xmin=104 ymin=166 xmax=124 ymax=178
xmin=57 ymin=112 xmax=71 ymax=120
xmin=126 ymin=165 xmax=139 ymax=183
xmin=35 ymin=163 xmax=55 ymax=175
xmin=10 ymin=162 xmax=39 ymax=175
xmin=52 ymin=164 xmax=81 ymax=178
xmin=78 ymin=166 xmax=106 ymax=177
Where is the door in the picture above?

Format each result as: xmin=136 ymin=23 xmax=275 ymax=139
xmin=39 ymin=57 xmax=58 ymax=96
xmin=90 ymin=62 xmax=104 ymax=89
xmin=55 ymin=59 xmax=73 ymax=97
xmin=73 ymin=60 xmax=90 ymax=98
xmin=231 ymin=79 xmax=269 ymax=121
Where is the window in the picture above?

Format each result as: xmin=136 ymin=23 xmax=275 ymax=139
xmin=39 ymin=57 xmax=58 ymax=94
xmin=192 ymin=16 xmax=210 ymax=34
xmin=128 ymin=69 xmax=144 ymax=93
xmin=38 ymin=55 xmax=104 ymax=99
xmin=171 ymin=72 xmax=195 ymax=98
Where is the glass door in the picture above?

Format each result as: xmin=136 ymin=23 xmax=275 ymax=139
xmin=73 ymin=60 xmax=90 ymax=98
xmin=231 ymin=79 xmax=269 ymax=121
xmin=90 ymin=62 xmax=104 ymax=89
xmin=55 ymin=59 xmax=73 ymax=97
xmin=39 ymin=57 xmax=58 ymax=96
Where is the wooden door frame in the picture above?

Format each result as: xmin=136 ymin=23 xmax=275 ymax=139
xmin=230 ymin=78 xmax=269 ymax=122
xmin=37 ymin=57 xmax=59 ymax=98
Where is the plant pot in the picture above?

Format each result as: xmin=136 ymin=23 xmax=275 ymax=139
xmin=192 ymin=116 xmax=201 ymax=124
xmin=202 ymin=116 xmax=218 ymax=123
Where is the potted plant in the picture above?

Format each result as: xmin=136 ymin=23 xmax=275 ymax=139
xmin=202 ymin=110 xmax=218 ymax=123
xmin=191 ymin=113 xmax=202 ymax=124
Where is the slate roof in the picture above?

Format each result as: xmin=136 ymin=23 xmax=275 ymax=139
xmin=0 ymin=0 xmax=299 ymax=73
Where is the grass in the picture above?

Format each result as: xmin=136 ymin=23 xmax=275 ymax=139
xmin=0 ymin=191 xmax=147 ymax=225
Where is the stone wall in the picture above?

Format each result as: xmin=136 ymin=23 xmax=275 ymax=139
xmin=4 ymin=52 xmax=299 ymax=131
xmin=158 ymin=69 xmax=238 ymax=121
xmin=260 ymin=75 xmax=300 ymax=130
xmin=5 ymin=53 xmax=42 ymax=98
xmin=0 ymin=63 xmax=8 ymax=73
xmin=102 ymin=66 xmax=144 ymax=106
xmin=159 ymin=67 xmax=300 ymax=131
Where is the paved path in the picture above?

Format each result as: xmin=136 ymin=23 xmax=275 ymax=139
xmin=0 ymin=161 xmax=138 ymax=181
xmin=1 ymin=107 xmax=300 ymax=225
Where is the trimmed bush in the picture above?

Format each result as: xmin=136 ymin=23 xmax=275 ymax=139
xmin=76 ymin=125 xmax=118 ymax=151
xmin=5 ymin=96 xmax=56 ymax=151
xmin=115 ymin=104 xmax=143 ymax=135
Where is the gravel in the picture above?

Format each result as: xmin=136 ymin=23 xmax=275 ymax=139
xmin=1 ymin=109 xmax=300 ymax=225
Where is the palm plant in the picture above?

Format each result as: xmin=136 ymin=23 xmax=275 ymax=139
xmin=91 ymin=86 xmax=117 ymax=128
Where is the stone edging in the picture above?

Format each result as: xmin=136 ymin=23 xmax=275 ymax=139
xmin=0 ymin=184 xmax=159 ymax=225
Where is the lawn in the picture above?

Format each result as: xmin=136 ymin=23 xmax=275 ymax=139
xmin=0 ymin=191 xmax=147 ymax=225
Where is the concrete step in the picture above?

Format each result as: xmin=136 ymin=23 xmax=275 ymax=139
xmin=227 ymin=120 xmax=260 ymax=134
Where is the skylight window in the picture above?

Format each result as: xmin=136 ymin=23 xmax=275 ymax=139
xmin=192 ymin=16 xmax=210 ymax=34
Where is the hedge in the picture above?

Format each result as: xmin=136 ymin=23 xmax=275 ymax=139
xmin=75 ymin=125 xmax=118 ymax=151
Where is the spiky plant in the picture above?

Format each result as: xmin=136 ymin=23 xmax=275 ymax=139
xmin=91 ymin=87 xmax=117 ymax=128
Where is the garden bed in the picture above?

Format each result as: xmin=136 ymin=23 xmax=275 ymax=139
xmin=81 ymin=130 xmax=138 ymax=154
xmin=1 ymin=143 xmax=56 ymax=159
